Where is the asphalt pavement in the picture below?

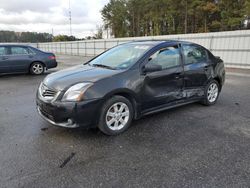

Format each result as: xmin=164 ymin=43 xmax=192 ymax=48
xmin=0 ymin=55 xmax=250 ymax=188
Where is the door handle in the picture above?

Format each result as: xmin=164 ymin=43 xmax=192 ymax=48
xmin=29 ymin=55 xmax=34 ymax=58
xmin=2 ymin=57 xmax=8 ymax=60
xmin=204 ymin=65 xmax=209 ymax=71
xmin=175 ymin=72 xmax=182 ymax=79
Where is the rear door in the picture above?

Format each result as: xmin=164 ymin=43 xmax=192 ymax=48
xmin=8 ymin=46 xmax=34 ymax=72
xmin=0 ymin=46 xmax=10 ymax=73
xmin=181 ymin=43 xmax=212 ymax=98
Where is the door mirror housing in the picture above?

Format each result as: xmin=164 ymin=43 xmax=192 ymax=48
xmin=215 ymin=56 xmax=223 ymax=63
xmin=143 ymin=63 xmax=162 ymax=74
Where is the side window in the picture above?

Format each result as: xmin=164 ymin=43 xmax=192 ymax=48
xmin=11 ymin=47 xmax=29 ymax=55
xmin=148 ymin=45 xmax=181 ymax=69
xmin=0 ymin=47 xmax=7 ymax=56
xmin=28 ymin=47 xmax=36 ymax=55
xmin=182 ymin=44 xmax=208 ymax=64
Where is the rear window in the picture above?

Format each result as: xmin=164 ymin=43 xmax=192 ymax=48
xmin=11 ymin=47 xmax=30 ymax=55
xmin=28 ymin=47 xmax=37 ymax=54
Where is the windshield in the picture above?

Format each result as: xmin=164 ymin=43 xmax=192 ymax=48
xmin=88 ymin=44 xmax=151 ymax=70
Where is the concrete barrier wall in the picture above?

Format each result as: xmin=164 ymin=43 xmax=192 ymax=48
xmin=36 ymin=30 xmax=250 ymax=69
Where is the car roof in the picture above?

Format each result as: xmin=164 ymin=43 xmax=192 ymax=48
xmin=125 ymin=40 xmax=194 ymax=46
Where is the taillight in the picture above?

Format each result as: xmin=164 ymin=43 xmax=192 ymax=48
xmin=48 ymin=56 xmax=56 ymax=60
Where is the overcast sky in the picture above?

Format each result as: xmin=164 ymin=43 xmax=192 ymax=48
xmin=0 ymin=0 xmax=109 ymax=38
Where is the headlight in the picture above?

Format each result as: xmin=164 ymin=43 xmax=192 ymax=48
xmin=62 ymin=83 xmax=93 ymax=102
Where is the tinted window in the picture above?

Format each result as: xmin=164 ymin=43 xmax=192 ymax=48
xmin=28 ymin=47 xmax=37 ymax=54
xmin=11 ymin=47 xmax=29 ymax=55
xmin=183 ymin=44 xmax=207 ymax=64
xmin=0 ymin=47 xmax=7 ymax=56
xmin=148 ymin=46 xmax=181 ymax=69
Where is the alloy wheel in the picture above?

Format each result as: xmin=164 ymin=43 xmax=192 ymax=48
xmin=207 ymin=83 xmax=219 ymax=103
xmin=32 ymin=63 xmax=44 ymax=74
xmin=105 ymin=102 xmax=130 ymax=131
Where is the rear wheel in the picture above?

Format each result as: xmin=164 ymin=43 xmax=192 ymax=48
xmin=98 ymin=96 xmax=133 ymax=135
xmin=30 ymin=62 xmax=45 ymax=75
xmin=202 ymin=80 xmax=220 ymax=106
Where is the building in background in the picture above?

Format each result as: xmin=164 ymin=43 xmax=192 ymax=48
xmin=243 ymin=16 xmax=250 ymax=29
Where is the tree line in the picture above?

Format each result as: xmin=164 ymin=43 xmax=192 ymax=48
xmin=0 ymin=31 xmax=85 ymax=43
xmin=101 ymin=0 xmax=250 ymax=38
xmin=0 ymin=31 xmax=101 ymax=43
xmin=0 ymin=31 xmax=54 ymax=43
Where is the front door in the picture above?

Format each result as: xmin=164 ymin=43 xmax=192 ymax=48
xmin=141 ymin=45 xmax=184 ymax=111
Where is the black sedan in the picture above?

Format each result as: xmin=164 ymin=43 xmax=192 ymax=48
xmin=0 ymin=44 xmax=57 ymax=75
xmin=37 ymin=40 xmax=225 ymax=135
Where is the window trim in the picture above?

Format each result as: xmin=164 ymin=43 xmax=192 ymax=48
xmin=181 ymin=44 xmax=208 ymax=65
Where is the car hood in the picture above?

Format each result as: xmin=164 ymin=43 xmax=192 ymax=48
xmin=43 ymin=64 xmax=120 ymax=91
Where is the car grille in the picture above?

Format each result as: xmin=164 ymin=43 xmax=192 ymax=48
xmin=39 ymin=83 xmax=58 ymax=100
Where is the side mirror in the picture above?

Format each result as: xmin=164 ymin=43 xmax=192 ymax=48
xmin=215 ymin=56 xmax=223 ymax=63
xmin=143 ymin=63 xmax=162 ymax=74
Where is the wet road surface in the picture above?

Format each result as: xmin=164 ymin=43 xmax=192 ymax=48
xmin=1 ymin=56 xmax=250 ymax=187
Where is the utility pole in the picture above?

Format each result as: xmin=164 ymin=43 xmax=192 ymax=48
xmin=184 ymin=0 xmax=188 ymax=34
xmin=106 ymin=27 xmax=108 ymax=39
xmin=69 ymin=0 xmax=72 ymax=36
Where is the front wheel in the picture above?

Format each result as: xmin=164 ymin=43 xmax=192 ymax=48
xmin=98 ymin=96 xmax=134 ymax=135
xmin=30 ymin=62 xmax=45 ymax=75
xmin=202 ymin=80 xmax=220 ymax=106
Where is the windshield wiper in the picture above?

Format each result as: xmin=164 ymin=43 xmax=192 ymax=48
xmin=91 ymin=64 xmax=115 ymax=70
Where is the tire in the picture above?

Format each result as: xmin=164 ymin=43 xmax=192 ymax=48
xmin=98 ymin=96 xmax=134 ymax=136
xmin=201 ymin=80 xmax=220 ymax=106
xmin=30 ymin=62 xmax=45 ymax=75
